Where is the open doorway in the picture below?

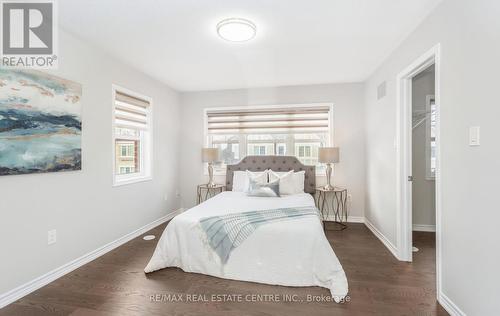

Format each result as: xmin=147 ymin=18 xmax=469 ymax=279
xmin=396 ymin=44 xmax=442 ymax=299
xmin=411 ymin=64 xmax=436 ymax=271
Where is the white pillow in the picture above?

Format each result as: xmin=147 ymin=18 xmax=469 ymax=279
xmin=268 ymin=170 xmax=305 ymax=195
xmin=232 ymin=170 xmax=268 ymax=192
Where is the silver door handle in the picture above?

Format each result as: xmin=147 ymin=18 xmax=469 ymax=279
xmin=408 ymin=176 xmax=413 ymax=182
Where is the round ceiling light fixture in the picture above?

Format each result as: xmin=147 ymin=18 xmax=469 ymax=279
xmin=216 ymin=18 xmax=256 ymax=42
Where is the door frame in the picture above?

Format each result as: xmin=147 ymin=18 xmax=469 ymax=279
xmin=395 ymin=44 xmax=442 ymax=296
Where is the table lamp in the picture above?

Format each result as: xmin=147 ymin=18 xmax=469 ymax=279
xmin=318 ymin=147 xmax=339 ymax=191
xmin=202 ymin=148 xmax=219 ymax=188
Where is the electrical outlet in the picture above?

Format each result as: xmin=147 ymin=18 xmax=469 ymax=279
xmin=175 ymin=189 xmax=181 ymax=198
xmin=48 ymin=229 xmax=57 ymax=245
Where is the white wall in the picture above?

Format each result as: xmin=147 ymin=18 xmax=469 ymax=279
xmin=364 ymin=0 xmax=500 ymax=314
xmin=412 ymin=69 xmax=435 ymax=227
xmin=179 ymin=83 xmax=366 ymax=218
xmin=0 ymin=30 xmax=182 ymax=295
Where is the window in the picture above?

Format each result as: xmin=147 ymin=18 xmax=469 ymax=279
xmin=112 ymin=86 xmax=152 ymax=186
xmin=426 ymin=95 xmax=436 ymax=179
xmin=120 ymin=166 xmax=134 ymax=174
xmin=277 ymin=144 xmax=286 ymax=155
xmin=249 ymin=145 xmax=267 ymax=155
xmin=205 ymin=105 xmax=332 ymax=173
xmin=211 ymin=135 xmax=240 ymax=165
xmin=120 ymin=144 xmax=134 ymax=158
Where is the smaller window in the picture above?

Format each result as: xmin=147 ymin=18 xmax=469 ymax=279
xmin=259 ymin=146 xmax=266 ymax=155
xmin=277 ymin=144 xmax=286 ymax=155
xmin=112 ymin=86 xmax=152 ymax=186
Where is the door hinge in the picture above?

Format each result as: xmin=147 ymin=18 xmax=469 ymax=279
xmin=408 ymin=176 xmax=413 ymax=182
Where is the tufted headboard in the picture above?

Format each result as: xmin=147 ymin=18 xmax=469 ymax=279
xmin=226 ymin=156 xmax=316 ymax=194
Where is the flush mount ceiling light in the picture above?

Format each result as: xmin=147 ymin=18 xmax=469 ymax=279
xmin=216 ymin=18 xmax=256 ymax=42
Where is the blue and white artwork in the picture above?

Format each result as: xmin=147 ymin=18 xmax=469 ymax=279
xmin=0 ymin=69 xmax=82 ymax=176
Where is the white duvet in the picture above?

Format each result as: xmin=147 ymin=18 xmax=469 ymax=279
xmin=144 ymin=191 xmax=348 ymax=301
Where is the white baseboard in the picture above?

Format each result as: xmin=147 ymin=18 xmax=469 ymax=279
xmin=439 ymin=292 xmax=466 ymax=316
xmin=322 ymin=215 xmax=365 ymax=223
xmin=0 ymin=208 xmax=184 ymax=309
xmin=346 ymin=216 xmax=364 ymax=223
xmin=364 ymin=219 xmax=400 ymax=260
xmin=412 ymin=224 xmax=436 ymax=232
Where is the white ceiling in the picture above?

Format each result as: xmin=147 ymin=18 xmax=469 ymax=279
xmin=59 ymin=0 xmax=442 ymax=91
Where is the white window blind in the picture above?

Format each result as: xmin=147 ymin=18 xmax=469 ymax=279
xmin=206 ymin=106 xmax=330 ymax=134
xmin=112 ymin=87 xmax=152 ymax=186
xmin=114 ymin=91 xmax=150 ymax=130
xmin=205 ymin=105 xmax=332 ymax=173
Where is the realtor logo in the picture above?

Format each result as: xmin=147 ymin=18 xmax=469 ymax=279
xmin=1 ymin=0 xmax=58 ymax=68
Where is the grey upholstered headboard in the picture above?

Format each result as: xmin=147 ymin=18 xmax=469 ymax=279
xmin=226 ymin=156 xmax=316 ymax=194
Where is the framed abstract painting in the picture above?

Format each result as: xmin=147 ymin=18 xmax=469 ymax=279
xmin=0 ymin=70 xmax=82 ymax=176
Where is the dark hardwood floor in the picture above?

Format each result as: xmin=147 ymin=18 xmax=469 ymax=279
xmin=1 ymin=223 xmax=447 ymax=316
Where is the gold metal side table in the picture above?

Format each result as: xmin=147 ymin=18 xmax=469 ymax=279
xmin=315 ymin=187 xmax=348 ymax=231
xmin=196 ymin=184 xmax=225 ymax=204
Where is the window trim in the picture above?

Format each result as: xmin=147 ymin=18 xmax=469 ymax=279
xmin=111 ymin=84 xmax=153 ymax=187
xmin=203 ymin=103 xmax=334 ymax=176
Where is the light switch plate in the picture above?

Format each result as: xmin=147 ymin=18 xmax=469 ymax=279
xmin=48 ymin=229 xmax=57 ymax=245
xmin=469 ymin=126 xmax=480 ymax=146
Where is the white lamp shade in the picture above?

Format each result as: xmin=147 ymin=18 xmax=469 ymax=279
xmin=318 ymin=147 xmax=339 ymax=163
xmin=202 ymin=148 xmax=219 ymax=162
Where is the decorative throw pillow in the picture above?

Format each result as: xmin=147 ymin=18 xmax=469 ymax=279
xmin=246 ymin=179 xmax=280 ymax=197
xmin=268 ymin=170 xmax=305 ymax=195
xmin=244 ymin=170 xmax=268 ymax=192
xmin=232 ymin=170 xmax=268 ymax=192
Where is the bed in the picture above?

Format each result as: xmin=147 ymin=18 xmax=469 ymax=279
xmin=144 ymin=156 xmax=348 ymax=302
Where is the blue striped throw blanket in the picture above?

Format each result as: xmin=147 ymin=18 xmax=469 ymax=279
xmin=199 ymin=206 xmax=320 ymax=264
